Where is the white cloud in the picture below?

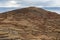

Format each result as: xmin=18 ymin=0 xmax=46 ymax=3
xmin=0 ymin=0 xmax=60 ymax=7
xmin=52 ymin=0 xmax=60 ymax=7
xmin=24 ymin=0 xmax=50 ymax=3
xmin=6 ymin=1 xmax=19 ymax=7
xmin=0 ymin=0 xmax=20 ymax=7
xmin=45 ymin=0 xmax=60 ymax=7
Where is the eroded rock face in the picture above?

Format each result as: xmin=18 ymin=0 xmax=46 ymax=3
xmin=0 ymin=7 xmax=60 ymax=40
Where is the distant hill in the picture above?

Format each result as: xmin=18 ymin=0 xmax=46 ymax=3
xmin=0 ymin=7 xmax=60 ymax=40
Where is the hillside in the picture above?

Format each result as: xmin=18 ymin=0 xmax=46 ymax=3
xmin=0 ymin=7 xmax=60 ymax=40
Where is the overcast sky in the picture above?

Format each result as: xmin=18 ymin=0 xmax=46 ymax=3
xmin=0 ymin=0 xmax=60 ymax=7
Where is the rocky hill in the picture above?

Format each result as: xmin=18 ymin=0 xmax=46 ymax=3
xmin=0 ymin=7 xmax=60 ymax=40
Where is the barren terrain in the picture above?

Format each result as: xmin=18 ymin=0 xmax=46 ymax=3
xmin=0 ymin=7 xmax=60 ymax=40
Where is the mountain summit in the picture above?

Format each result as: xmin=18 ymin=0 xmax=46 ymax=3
xmin=0 ymin=7 xmax=60 ymax=40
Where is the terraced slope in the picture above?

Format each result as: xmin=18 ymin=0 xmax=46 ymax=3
xmin=0 ymin=7 xmax=60 ymax=40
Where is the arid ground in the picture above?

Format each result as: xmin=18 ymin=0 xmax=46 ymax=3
xmin=0 ymin=7 xmax=60 ymax=40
